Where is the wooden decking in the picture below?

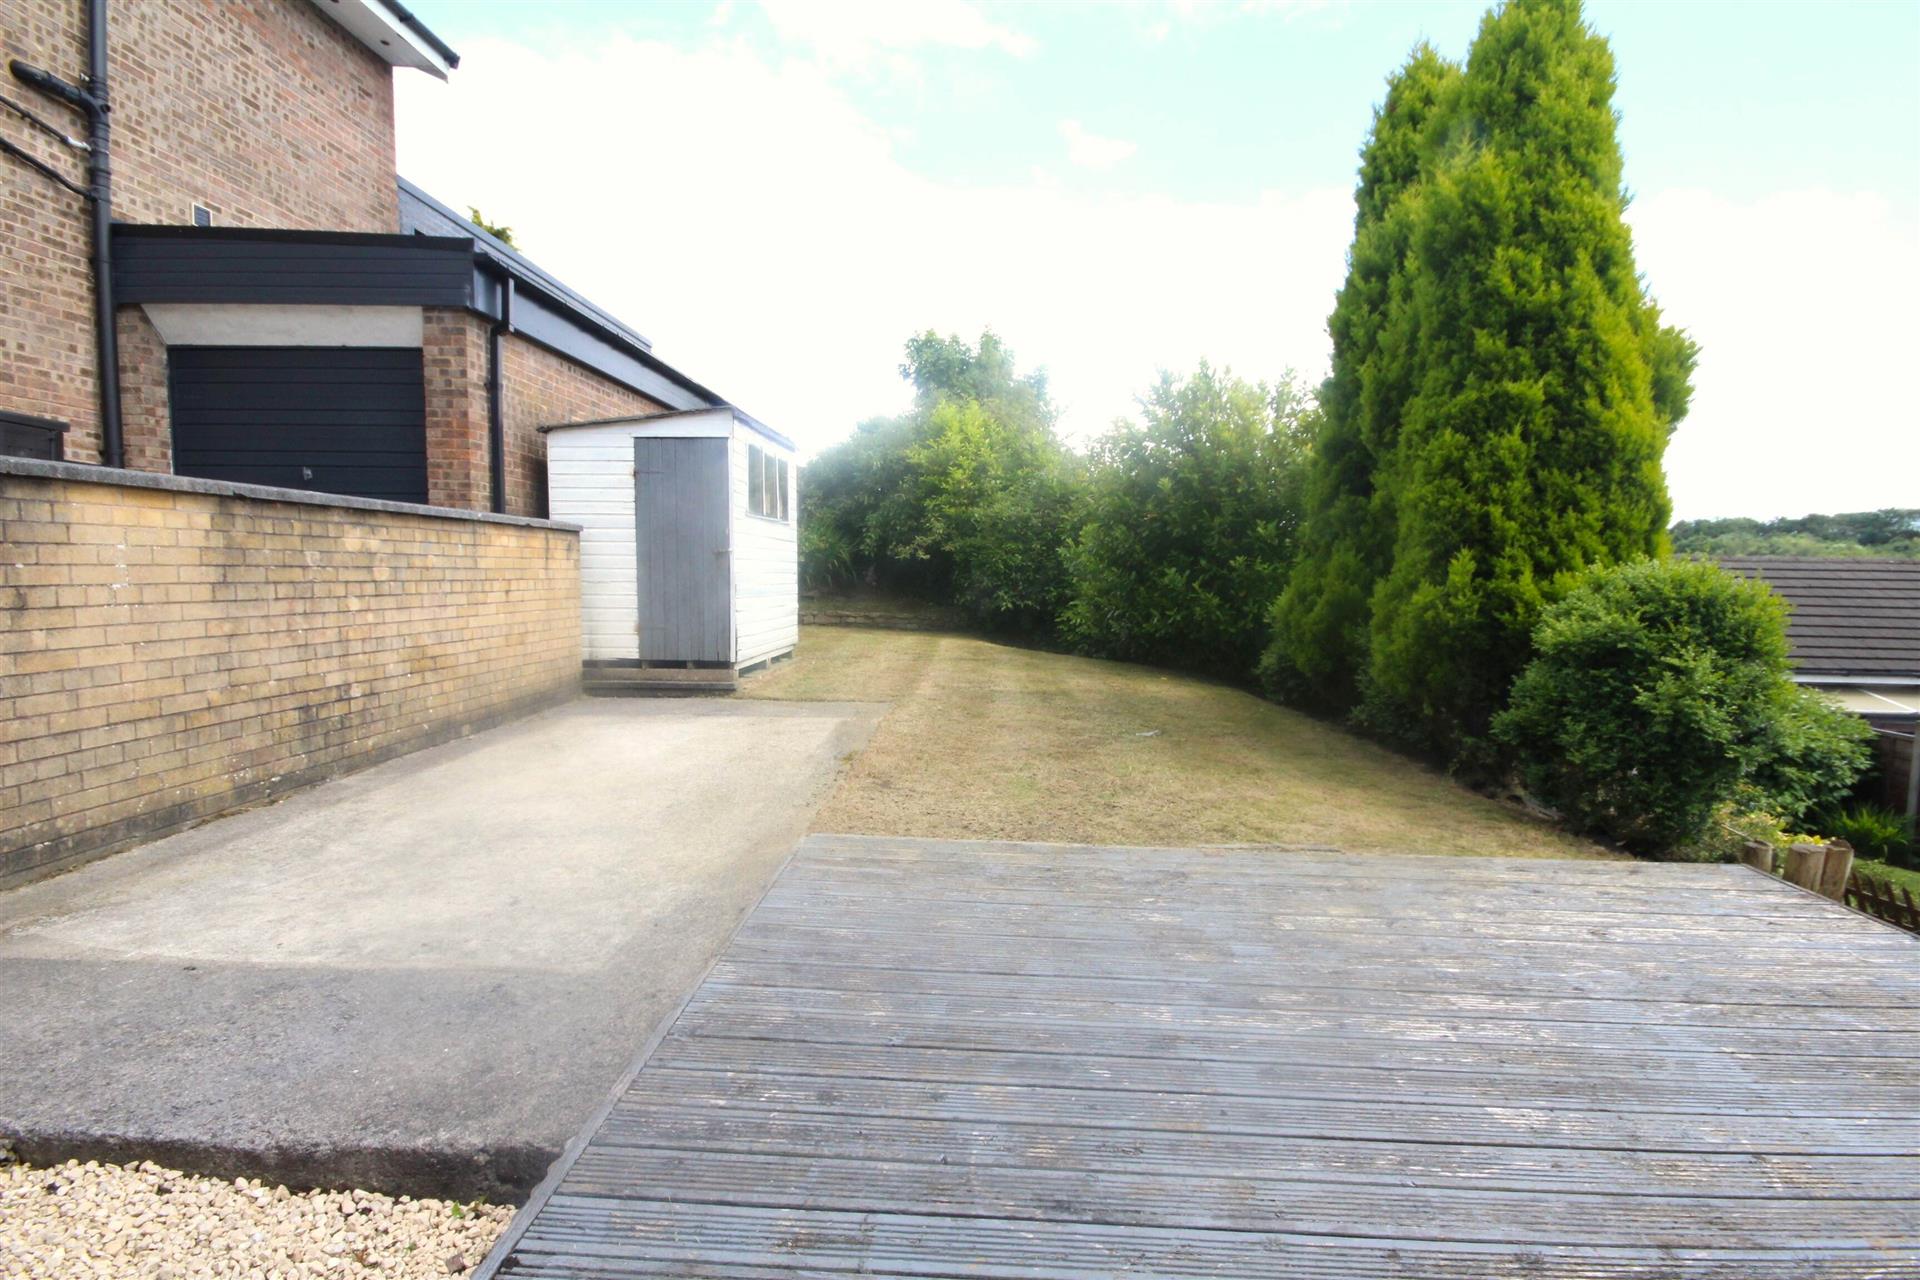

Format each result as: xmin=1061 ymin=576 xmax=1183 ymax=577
xmin=483 ymin=835 xmax=1920 ymax=1279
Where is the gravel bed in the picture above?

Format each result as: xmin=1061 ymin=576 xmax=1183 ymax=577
xmin=0 ymin=1157 xmax=514 ymax=1278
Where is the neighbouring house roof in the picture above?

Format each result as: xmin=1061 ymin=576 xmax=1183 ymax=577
xmin=1717 ymin=556 xmax=1920 ymax=681
xmin=309 ymin=0 xmax=459 ymax=79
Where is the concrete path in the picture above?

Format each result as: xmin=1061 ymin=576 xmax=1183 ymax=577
xmin=0 ymin=697 xmax=878 ymax=1200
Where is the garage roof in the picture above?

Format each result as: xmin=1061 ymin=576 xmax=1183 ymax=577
xmin=1718 ymin=556 xmax=1920 ymax=680
xmin=398 ymin=179 xmax=732 ymax=413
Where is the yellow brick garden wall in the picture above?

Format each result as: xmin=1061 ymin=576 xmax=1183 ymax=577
xmin=0 ymin=462 xmax=581 ymax=886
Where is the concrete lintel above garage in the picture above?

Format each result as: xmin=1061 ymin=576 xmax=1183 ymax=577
xmin=141 ymin=303 xmax=425 ymax=348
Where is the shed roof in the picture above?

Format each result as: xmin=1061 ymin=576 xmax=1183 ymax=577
xmin=1716 ymin=556 xmax=1920 ymax=680
xmin=540 ymin=406 xmax=796 ymax=452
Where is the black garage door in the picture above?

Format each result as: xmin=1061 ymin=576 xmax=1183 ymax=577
xmin=169 ymin=347 xmax=428 ymax=503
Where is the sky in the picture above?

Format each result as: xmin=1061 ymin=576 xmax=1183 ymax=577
xmin=393 ymin=0 xmax=1920 ymax=522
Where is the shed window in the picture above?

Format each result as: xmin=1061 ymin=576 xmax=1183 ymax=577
xmin=748 ymin=442 xmax=789 ymax=521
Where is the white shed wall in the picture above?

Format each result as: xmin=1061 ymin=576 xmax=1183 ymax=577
xmin=730 ymin=432 xmax=799 ymax=667
xmin=547 ymin=429 xmax=643 ymax=663
xmin=546 ymin=410 xmax=797 ymax=669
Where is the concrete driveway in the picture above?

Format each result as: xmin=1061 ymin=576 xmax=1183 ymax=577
xmin=0 ymin=696 xmax=878 ymax=1199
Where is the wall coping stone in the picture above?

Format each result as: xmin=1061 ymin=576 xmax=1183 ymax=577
xmin=0 ymin=457 xmax=582 ymax=533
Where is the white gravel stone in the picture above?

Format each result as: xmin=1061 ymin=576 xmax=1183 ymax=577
xmin=0 ymin=1159 xmax=513 ymax=1280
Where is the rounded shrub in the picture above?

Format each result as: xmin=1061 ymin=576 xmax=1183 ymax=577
xmin=1492 ymin=557 xmax=1868 ymax=857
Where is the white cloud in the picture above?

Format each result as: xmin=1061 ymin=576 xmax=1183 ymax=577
xmin=1157 ymin=0 xmax=1343 ymax=34
xmin=1628 ymin=187 xmax=1920 ymax=520
xmin=395 ymin=35 xmax=1348 ymax=457
xmin=1237 ymin=0 xmax=1340 ymax=20
xmin=393 ymin=34 xmax=1909 ymax=527
xmin=1059 ymin=119 xmax=1138 ymax=171
xmin=756 ymin=0 xmax=1035 ymax=68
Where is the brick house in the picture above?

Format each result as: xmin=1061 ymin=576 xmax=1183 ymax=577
xmin=0 ymin=0 xmax=798 ymax=887
xmin=2 ymin=0 xmax=755 ymax=517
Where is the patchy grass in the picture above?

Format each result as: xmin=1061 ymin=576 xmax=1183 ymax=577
xmin=799 ymin=590 xmax=966 ymax=631
xmin=743 ymin=625 xmax=1610 ymax=859
xmin=1855 ymin=859 xmax=1920 ymax=899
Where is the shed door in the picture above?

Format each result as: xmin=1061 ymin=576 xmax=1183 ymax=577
xmin=169 ymin=347 xmax=427 ymax=503
xmin=634 ymin=436 xmax=732 ymax=663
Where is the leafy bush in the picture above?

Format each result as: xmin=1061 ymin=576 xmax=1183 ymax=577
xmin=1816 ymin=804 xmax=1917 ymax=866
xmin=799 ymin=330 xmax=1076 ymax=632
xmin=1741 ymin=684 xmax=1875 ymax=824
xmin=801 ymin=411 xmax=950 ymax=598
xmin=798 ymin=513 xmax=858 ymax=593
xmin=1675 ymin=805 xmax=1789 ymax=865
xmin=1060 ymin=366 xmax=1313 ymax=677
xmin=1492 ymin=558 xmax=1868 ymax=857
xmin=911 ymin=398 xmax=1080 ymax=633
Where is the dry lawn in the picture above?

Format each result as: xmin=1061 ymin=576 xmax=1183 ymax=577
xmin=743 ymin=625 xmax=1609 ymax=859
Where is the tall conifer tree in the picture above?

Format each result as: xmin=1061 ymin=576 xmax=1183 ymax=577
xmin=1265 ymin=47 xmax=1460 ymax=708
xmin=1363 ymin=0 xmax=1695 ymax=755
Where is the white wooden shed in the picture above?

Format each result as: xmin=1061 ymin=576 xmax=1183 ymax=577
xmin=543 ymin=407 xmax=798 ymax=692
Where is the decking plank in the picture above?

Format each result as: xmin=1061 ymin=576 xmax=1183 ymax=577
xmin=719 ymin=934 xmax=1917 ymax=1003
xmin=648 ymin=1043 xmax=1904 ymax=1120
xmin=678 ymin=983 xmax=1920 ymax=1058
xmin=483 ymin=836 xmax=1920 ymax=1280
xmin=553 ymin=1149 xmax=1916 ymax=1245
xmin=705 ymin=959 xmax=1920 ymax=1030
xmin=509 ymin=1200 xmax=1916 ymax=1279
xmin=585 ymin=1103 xmax=1920 ymax=1195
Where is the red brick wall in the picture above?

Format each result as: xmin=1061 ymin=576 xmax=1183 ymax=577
xmin=501 ymin=335 xmax=666 ymax=517
xmin=421 ymin=311 xmax=668 ymax=517
xmin=422 ymin=309 xmax=490 ymax=512
xmin=3 ymin=3 xmax=671 ymax=514
xmin=0 ymin=0 xmax=94 ymax=453
xmin=1 ymin=0 xmax=400 ymax=460
xmin=110 ymin=1 xmax=398 ymax=232
xmin=117 ymin=308 xmax=170 ymax=473
xmin=0 ymin=463 xmax=581 ymax=887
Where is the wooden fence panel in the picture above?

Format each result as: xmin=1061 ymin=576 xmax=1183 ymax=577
xmin=1846 ymin=870 xmax=1920 ymax=934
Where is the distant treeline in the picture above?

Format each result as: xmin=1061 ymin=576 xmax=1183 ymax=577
xmin=1670 ymin=510 xmax=1920 ymax=559
xmin=801 ymin=0 xmax=1879 ymax=860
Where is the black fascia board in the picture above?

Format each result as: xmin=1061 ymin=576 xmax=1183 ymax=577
xmin=398 ymin=178 xmax=654 ymax=352
xmin=112 ymin=224 xmax=474 ymax=307
xmin=398 ymin=179 xmax=735 ymax=410
xmin=472 ymin=265 xmax=724 ymax=412
xmin=114 ymin=224 xmax=471 ymax=251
